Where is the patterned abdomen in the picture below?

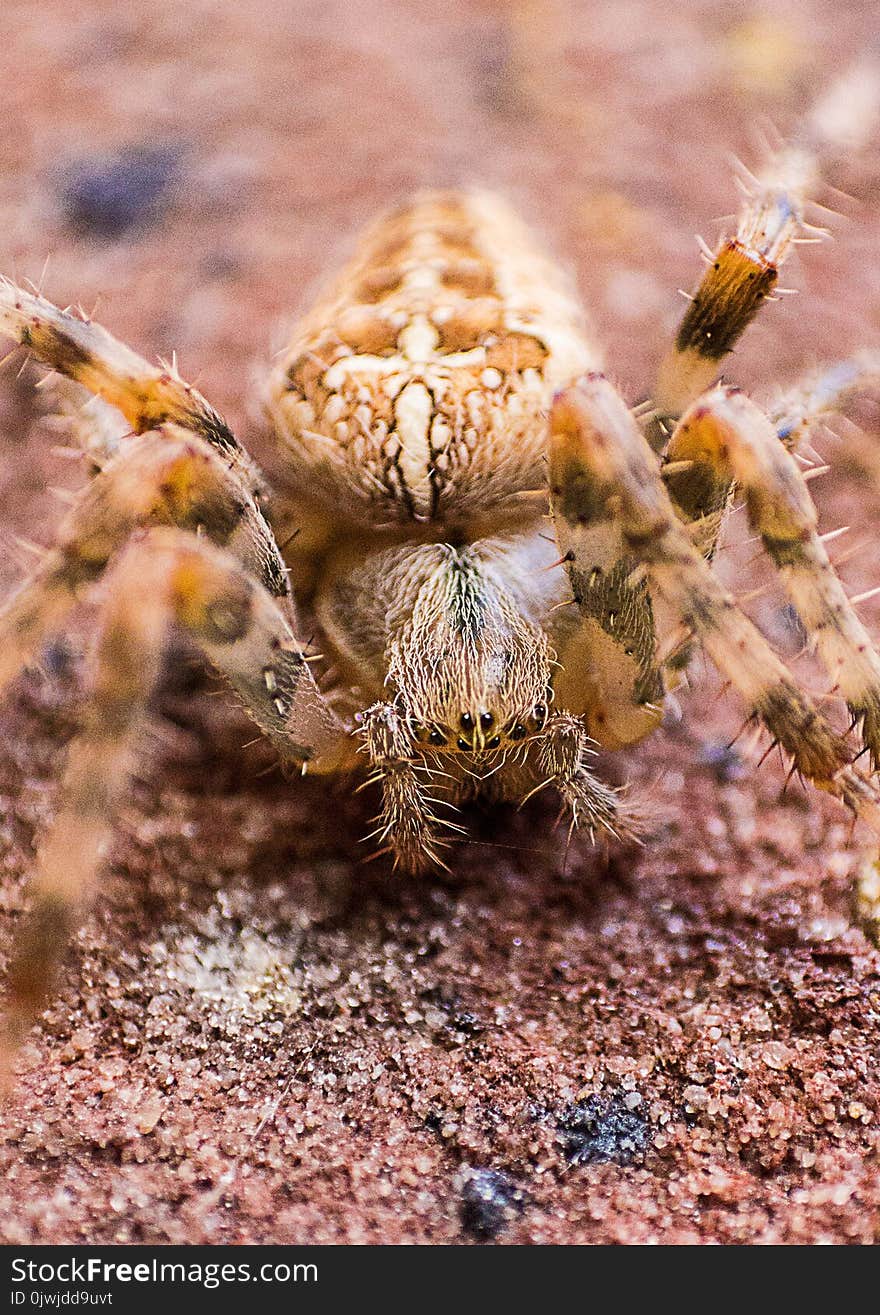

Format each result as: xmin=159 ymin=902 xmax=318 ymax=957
xmin=267 ymin=191 xmax=599 ymax=524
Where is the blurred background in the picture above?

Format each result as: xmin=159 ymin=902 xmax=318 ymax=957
xmin=2 ymin=0 xmax=880 ymax=1245
xmin=4 ymin=0 xmax=880 ymax=424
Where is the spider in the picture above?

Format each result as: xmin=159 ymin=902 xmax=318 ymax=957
xmin=1 ymin=68 xmax=880 ymax=1080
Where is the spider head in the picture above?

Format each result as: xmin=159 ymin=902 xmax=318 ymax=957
xmin=386 ymin=544 xmax=553 ymax=758
xmin=410 ymin=701 xmax=551 ymax=755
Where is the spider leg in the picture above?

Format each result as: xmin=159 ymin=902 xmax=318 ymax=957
xmin=550 ymin=374 xmax=880 ymax=836
xmin=360 ymin=702 xmax=456 ymax=873
xmin=537 ymin=713 xmax=634 ymax=842
xmin=651 ymin=63 xmax=880 ymax=433
xmin=41 ymin=377 xmax=132 ymax=472
xmin=661 ymin=337 xmax=880 ymax=596
xmin=661 ymin=386 xmax=880 ymax=769
xmin=1 ymin=526 xmax=347 ymax=1080
xmin=657 ymin=354 xmax=880 ymax=672
xmin=768 ymin=351 xmax=880 ymax=453
xmin=0 ymin=280 xmax=262 ymax=493
xmin=548 ymin=378 xmax=664 ymax=749
xmin=644 ymin=349 xmax=880 ymax=565
xmin=653 ymin=144 xmax=811 ymax=427
xmin=0 ymin=428 xmax=301 ymax=704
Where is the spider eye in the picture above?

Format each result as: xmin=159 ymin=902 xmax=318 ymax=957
xmin=510 ymin=723 xmax=527 ymax=741
xmin=479 ymin=711 xmax=494 ymax=730
xmin=456 ymin=737 xmax=470 ymax=752
xmin=459 ymin=712 xmax=474 ymax=731
xmin=486 ymin=735 xmax=501 ymax=749
xmin=533 ymin=703 xmax=547 ymax=728
xmin=428 ymin=728 xmax=446 ymax=746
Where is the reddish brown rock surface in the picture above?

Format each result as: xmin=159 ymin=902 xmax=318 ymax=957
xmin=1 ymin=0 xmax=880 ymax=1243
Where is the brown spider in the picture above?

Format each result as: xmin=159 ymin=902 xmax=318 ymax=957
xmin=1 ymin=68 xmax=880 ymax=1081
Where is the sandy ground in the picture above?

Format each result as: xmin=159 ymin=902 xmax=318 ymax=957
xmin=1 ymin=0 xmax=880 ymax=1243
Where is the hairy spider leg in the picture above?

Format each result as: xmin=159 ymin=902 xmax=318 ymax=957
xmin=651 ymin=62 xmax=880 ymax=435
xmin=0 ymin=528 xmax=347 ymax=1084
xmin=549 ymin=374 xmax=880 ymax=838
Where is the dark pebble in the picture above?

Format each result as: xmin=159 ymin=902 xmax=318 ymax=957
xmin=696 ymin=740 xmax=748 ymax=784
xmin=557 ymin=1094 xmax=651 ymax=1166
xmin=459 ymin=1168 xmax=526 ymax=1240
xmin=61 ymin=145 xmax=182 ymax=240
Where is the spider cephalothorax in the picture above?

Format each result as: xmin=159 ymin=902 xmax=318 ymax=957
xmin=1 ymin=66 xmax=880 ymax=1077
xmin=382 ymin=541 xmax=553 ymax=749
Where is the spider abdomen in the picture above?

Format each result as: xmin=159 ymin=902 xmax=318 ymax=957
xmin=266 ymin=190 xmax=600 ymax=525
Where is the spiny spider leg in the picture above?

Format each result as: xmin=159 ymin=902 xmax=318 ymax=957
xmin=0 ymin=427 xmax=337 ymax=754
xmin=651 ymin=63 xmax=880 ymax=435
xmin=653 ymin=143 xmax=814 ymax=427
xmin=537 ymin=713 xmax=630 ymax=843
xmin=548 ymin=379 xmax=664 ymax=750
xmin=0 ymin=292 xmax=351 ymax=1074
xmin=660 ymin=349 xmax=880 ymax=535
xmin=550 ymin=375 xmax=880 ymax=837
xmin=0 ymin=280 xmax=263 ymax=494
xmin=0 ymin=281 xmax=347 ymax=755
xmin=360 ymin=702 xmax=459 ymax=873
xmin=0 ymin=527 xmax=344 ymax=1083
xmin=0 ymin=435 xmax=344 ymax=760
xmin=658 ymin=350 xmax=880 ymax=664
xmin=661 ymin=386 xmax=880 ymax=768
xmin=768 ymin=351 xmax=880 ymax=453
xmin=42 ymin=377 xmax=132 ymax=472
